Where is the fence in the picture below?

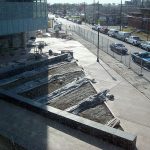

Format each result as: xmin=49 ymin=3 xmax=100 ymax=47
xmin=63 ymin=24 xmax=150 ymax=82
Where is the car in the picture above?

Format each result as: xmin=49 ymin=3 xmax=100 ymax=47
xmin=110 ymin=43 xmax=128 ymax=55
xmin=107 ymin=29 xmax=119 ymax=37
xmin=131 ymin=52 xmax=150 ymax=69
xmin=99 ymin=26 xmax=109 ymax=34
xmin=42 ymin=33 xmax=51 ymax=37
xmin=125 ymin=36 xmax=142 ymax=46
xmin=92 ymin=25 xmax=100 ymax=31
xmin=115 ymin=31 xmax=131 ymax=41
xmin=140 ymin=41 xmax=150 ymax=52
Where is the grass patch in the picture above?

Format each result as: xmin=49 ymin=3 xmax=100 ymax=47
xmin=122 ymin=27 xmax=149 ymax=41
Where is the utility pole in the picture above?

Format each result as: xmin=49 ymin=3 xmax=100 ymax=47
xmin=97 ymin=27 xmax=100 ymax=62
xmin=147 ymin=19 xmax=149 ymax=41
xmin=93 ymin=0 xmax=95 ymax=25
xmin=84 ymin=2 xmax=86 ymax=24
xmin=120 ymin=0 xmax=123 ymax=31
xmin=97 ymin=1 xmax=100 ymax=62
xmin=98 ymin=1 xmax=100 ymax=24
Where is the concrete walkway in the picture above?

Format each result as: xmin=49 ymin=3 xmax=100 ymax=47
xmin=38 ymin=37 xmax=150 ymax=150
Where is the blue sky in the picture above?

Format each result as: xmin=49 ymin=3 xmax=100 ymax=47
xmin=48 ymin=0 xmax=124 ymax=4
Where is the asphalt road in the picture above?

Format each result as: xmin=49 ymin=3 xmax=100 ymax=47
xmin=57 ymin=18 xmax=150 ymax=81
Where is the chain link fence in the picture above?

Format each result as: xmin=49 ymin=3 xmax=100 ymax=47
xmin=63 ymin=24 xmax=150 ymax=81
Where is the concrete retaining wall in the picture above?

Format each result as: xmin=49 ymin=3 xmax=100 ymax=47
xmin=0 ymin=54 xmax=68 ymax=80
xmin=0 ymin=89 xmax=137 ymax=150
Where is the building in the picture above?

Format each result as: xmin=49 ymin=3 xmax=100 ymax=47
xmin=0 ymin=0 xmax=48 ymax=50
xmin=127 ymin=8 xmax=150 ymax=31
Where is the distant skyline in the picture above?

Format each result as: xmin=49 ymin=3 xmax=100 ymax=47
xmin=48 ymin=0 xmax=125 ymax=4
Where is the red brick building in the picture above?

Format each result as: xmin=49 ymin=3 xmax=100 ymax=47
xmin=127 ymin=8 xmax=150 ymax=31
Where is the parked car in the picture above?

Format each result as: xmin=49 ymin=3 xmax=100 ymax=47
xmin=99 ymin=26 xmax=109 ymax=34
xmin=43 ymin=33 xmax=51 ymax=37
xmin=110 ymin=43 xmax=128 ymax=55
xmin=131 ymin=52 xmax=150 ymax=69
xmin=107 ymin=29 xmax=119 ymax=37
xmin=125 ymin=36 xmax=142 ymax=46
xmin=115 ymin=31 xmax=131 ymax=41
xmin=140 ymin=41 xmax=150 ymax=52
xmin=92 ymin=25 xmax=100 ymax=31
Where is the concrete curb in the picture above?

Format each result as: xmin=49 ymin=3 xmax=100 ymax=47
xmin=0 ymin=89 xmax=137 ymax=150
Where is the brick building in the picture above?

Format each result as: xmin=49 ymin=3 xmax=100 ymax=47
xmin=127 ymin=8 xmax=150 ymax=31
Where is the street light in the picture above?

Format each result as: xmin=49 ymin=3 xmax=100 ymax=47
xmin=97 ymin=27 xmax=100 ymax=62
xmin=120 ymin=0 xmax=123 ymax=31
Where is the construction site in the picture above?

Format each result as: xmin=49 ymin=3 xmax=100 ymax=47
xmin=0 ymin=32 xmax=138 ymax=150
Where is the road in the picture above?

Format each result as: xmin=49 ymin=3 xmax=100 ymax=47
xmin=57 ymin=17 xmax=150 ymax=81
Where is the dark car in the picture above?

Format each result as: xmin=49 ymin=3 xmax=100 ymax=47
xmin=131 ymin=52 xmax=150 ymax=69
xmin=110 ymin=43 xmax=128 ymax=55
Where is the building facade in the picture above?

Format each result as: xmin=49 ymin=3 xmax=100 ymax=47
xmin=0 ymin=0 xmax=48 ymax=50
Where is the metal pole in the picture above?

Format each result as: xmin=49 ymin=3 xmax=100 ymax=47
xmin=98 ymin=1 xmax=99 ymax=24
xmin=120 ymin=49 xmax=123 ymax=62
xmin=128 ymin=51 xmax=131 ymax=69
xmin=147 ymin=19 xmax=149 ymax=41
xmin=102 ymin=36 xmax=103 ymax=51
xmin=107 ymin=39 xmax=109 ymax=54
xmin=139 ymin=59 xmax=143 ymax=76
xmin=93 ymin=32 xmax=94 ymax=44
xmin=120 ymin=0 xmax=123 ymax=31
xmin=97 ymin=28 xmax=100 ymax=62
xmin=84 ymin=2 xmax=86 ymax=24
xmin=93 ymin=0 xmax=95 ymax=25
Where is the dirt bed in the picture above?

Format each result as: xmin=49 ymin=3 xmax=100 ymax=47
xmin=48 ymin=82 xmax=97 ymax=110
xmin=20 ymin=71 xmax=84 ymax=99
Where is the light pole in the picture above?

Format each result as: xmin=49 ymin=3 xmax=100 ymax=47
xmin=98 ymin=1 xmax=99 ymax=24
xmin=120 ymin=0 xmax=123 ymax=31
xmin=147 ymin=18 xmax=149 ymax=41
xmin=97 ymin=27 xmax=100 ymax=62
xmin=84 ymin=2 xmax=86 ymax=24
xmin=93 ymin=0 xmax=95 ymax=25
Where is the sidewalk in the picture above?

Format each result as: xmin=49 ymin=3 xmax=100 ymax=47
xmin=38 ymin=37 xmax=150 ymax=150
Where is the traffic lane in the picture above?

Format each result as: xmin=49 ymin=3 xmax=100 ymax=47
xmin=59 ymin=18 xmax=145 ymax=54
xmin=77 ymin=23 xmax=147 ymax=53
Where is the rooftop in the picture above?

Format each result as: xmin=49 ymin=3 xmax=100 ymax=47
xmin=0 ymin=37 xmax=137 ymax=150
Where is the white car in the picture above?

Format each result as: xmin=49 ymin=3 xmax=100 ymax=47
xmin=107 ymin=29 xmax=119 ymax=37
xmin=43 ymin=33 xmax=51 ymax=37
xmin=125 ymin=36 xmax=141 ymax=46
xmin=140 ymin=41 xmax=150 ymax=52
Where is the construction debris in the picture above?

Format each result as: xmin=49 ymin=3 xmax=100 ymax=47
xmin=65 ymin=90 xmax=109 ymax=115
xmin=106 ymin=118 xmax=120 ymax=128
xmin=36 ymin=78 xmax=90 ymax=104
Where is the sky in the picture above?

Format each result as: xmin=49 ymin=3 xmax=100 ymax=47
xmin=48 ymin=0 xmax=124 ymax=5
